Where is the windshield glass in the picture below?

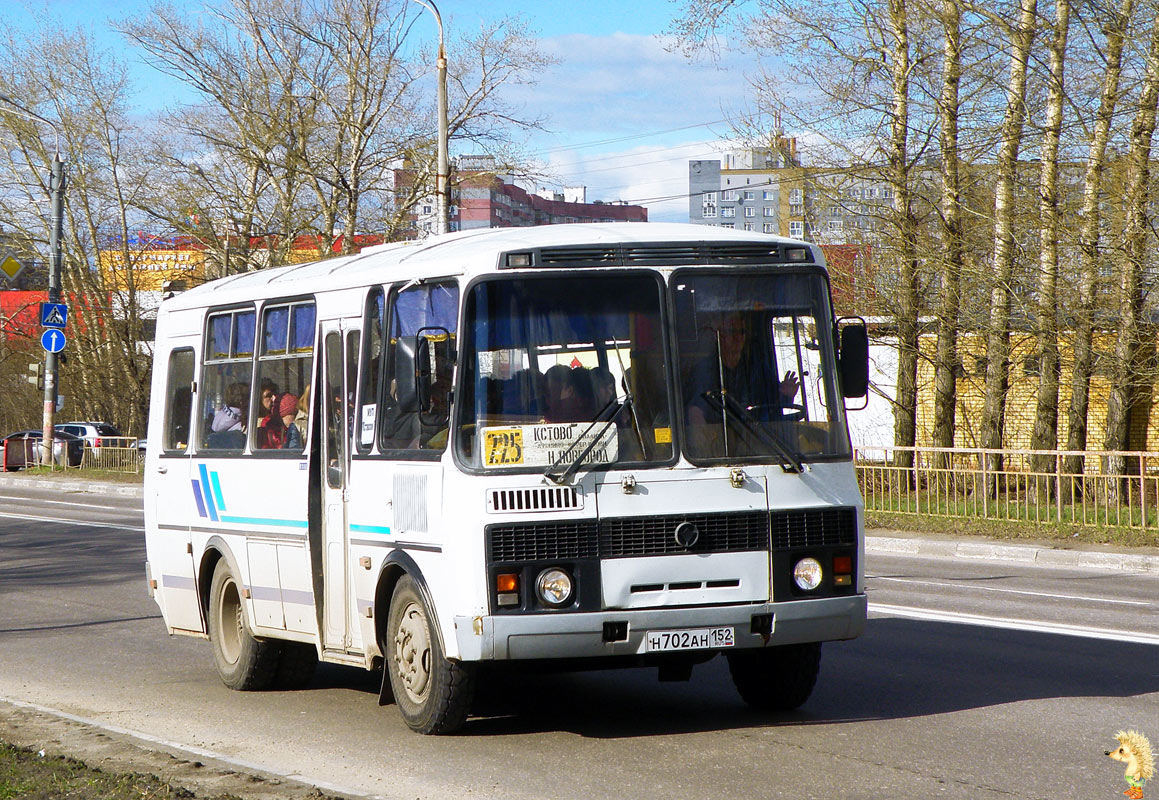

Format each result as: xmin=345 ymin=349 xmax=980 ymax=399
xmin=457 ymin=274 xmax=673 ymax=471
xmin=673 ymin=270 xmax=850 ymax=463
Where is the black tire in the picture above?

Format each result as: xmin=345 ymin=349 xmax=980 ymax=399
xmin=727 ymin=642 xmax=822 ymax=711
xmin=384 ymin=575 xmax=475 ymax=734
xmin=207 ymin=560 xmax=281 ymax=691
xmin=274 ymin=641 xmax=318 ymax=690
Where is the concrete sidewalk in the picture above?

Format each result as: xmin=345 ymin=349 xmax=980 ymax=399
xmin=866 ymin=530 xmax=1159 ymax=573
xmin=0 ymin=472 xmax=144 ymax=498
xmin=3 ymin=471 xmax=1158 ymax=573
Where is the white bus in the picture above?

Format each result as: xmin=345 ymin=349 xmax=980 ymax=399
xmin=143 ymin=222 xmax=870 ymax=734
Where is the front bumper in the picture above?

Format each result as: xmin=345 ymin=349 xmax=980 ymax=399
xmin=454 ymin=594 xmax=866 ymax=661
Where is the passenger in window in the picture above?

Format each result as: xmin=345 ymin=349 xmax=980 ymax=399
xmin=256 ymin=379 xmax=294 ymax=449
xmin=590 ymin=367 xmax=617 ymax=413
xmin=544 ymin=365 xmax=596 ymax=423
xmin=284 ymin=384 xmax=309 ymax=451
xmin=207 ymin=382 xmax=248 ymax=449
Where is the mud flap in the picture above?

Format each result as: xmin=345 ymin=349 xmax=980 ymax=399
xmin=378 ymin=665 xmax=395 ymax=705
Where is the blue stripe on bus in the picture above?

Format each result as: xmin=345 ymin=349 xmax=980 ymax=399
xmin=350 ymin=523 xmax=392 ymax=535
xmin=218 ymin=515 xmax=308 ymax=528
xmin=198 ymin=464 xmax=218 ymax=521
xmin=190 ymin=481 xmax=207 ymax=518
xmin=210 ymin=470 xmax=226 ymax=511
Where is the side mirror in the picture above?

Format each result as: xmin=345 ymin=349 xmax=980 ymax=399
xmin=394 ymin=336 xmax=418 ymax=413
xmin=416 ymin=326 xmax=454 ymax=426
xmin=837 ymin=319 xmax=869 ymax=399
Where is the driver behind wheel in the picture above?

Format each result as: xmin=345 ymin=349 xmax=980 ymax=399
xmin=685 ymin=311 xmax=798 ymax=432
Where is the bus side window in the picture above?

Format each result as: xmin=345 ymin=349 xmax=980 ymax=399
xmin=163 ymin=348 xmax=195 ymax=452
xmin=254 ymin=300 xmax=315 ymax=453
xmin=324 ymin=332 xmax=345 ymax=488
xmin=357 ymin=288 xmax=384 ymax=453
xmin=381 ymin=281 xmax=459 ymax=453
xmin=200 ymin=309 xmax=255 ymax=453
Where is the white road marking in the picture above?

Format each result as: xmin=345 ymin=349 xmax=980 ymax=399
xmin=0 ymin=510 xmax=144 ymax=532
xmin=868 ymin=575 xmax=1151 ymax=607
xmin=870 ymin=602 xmax=1159 ymax=645
xmin=0 ymin=696 xmax=384 ymax=800
xmin=0 ymin=493 xmax=136 ymax=512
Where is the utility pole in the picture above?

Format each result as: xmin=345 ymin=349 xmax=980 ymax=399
xmin=43 ymin=155 xmax=66 ymax=464
xmin=414 ymin=0 xmax=451 ymax=234
xmin=0 ymin=94 xmax=67 ymax=466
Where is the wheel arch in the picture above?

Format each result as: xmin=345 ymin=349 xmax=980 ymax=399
xmin=198 ymin=537 xmax=245 ymax=627
xmin=373 ymin=550 xmax=444 ymax=657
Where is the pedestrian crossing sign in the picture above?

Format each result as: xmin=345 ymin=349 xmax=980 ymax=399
xmin=40 ymin=302 xmax=68 ymax=328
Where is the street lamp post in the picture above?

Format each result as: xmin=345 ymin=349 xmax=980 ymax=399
xmin=0 ymin=94 xmax=67 ymax=466
xmin=413 ymin=0 xmax=450 ymax=234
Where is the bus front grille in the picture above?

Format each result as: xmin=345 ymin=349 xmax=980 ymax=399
xmin=599 ymin=511 xmax=769 ymax=558
xmin=486 ymin=507 xmax=857 ymax=564
xmin=770 ymin=507 xmax=857 ymax=549
xmin=487 ymin=521 xmax=600 ymax=562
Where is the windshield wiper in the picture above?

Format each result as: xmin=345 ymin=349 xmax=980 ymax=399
xmin=700 ymin=391 xmax=804 ymax=473
xmin=544 ymin=395 xmax=632 ymax=485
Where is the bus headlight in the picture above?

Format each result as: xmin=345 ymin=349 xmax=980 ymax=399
xmin=793 ymin=558 xmax=823 ymax=591
xmin=535 ymin=568 xmax=574 ymax=607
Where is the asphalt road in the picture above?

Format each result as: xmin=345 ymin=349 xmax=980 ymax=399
xmin=1 ymin=484 xmax=1157 ymax=799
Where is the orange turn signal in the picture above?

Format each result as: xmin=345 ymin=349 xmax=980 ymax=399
xmin=496 ymin=573 xmax=519 ymax=593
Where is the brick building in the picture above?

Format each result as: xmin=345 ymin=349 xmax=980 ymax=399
xmin=398 ymin=155 xmax=647 ymax=236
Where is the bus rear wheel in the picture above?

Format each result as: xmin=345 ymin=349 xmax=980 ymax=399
xmin=727 ymin=642 xmax=821 ymax=711
xmin=207 ymin=560 xmax=280 ymax=691
xmin=384 ymin=575 xmax=475 ymax=734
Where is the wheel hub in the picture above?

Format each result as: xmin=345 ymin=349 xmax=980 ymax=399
xmin=394 ymin=602 xmax=432 ymax=702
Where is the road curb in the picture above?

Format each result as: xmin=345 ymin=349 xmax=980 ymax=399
xmin=0 ymin=473 xmax=144 ymax=498
xmin=866 ymin=533 xmax=1159 ymax=573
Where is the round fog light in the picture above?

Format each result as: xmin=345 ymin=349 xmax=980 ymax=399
xmin=535 ymin=568 xmax=574 ymax=607
xmin=793 ymin=557 xmax=823 ymax=591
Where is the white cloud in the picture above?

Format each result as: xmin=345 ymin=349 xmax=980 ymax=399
xmin=505 ymin=32 xmax=759 ymax=222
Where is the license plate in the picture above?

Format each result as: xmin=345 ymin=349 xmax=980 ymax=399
xmin=644 ymin=626 xmax=734 ymax=652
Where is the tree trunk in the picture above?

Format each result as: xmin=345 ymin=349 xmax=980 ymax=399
xmin=887 ymin=0 xmax=921 ymax=476
xmin=932 ymin=0 xmax=963 ymax=464
xmin=1030 ymin=0 xmax=1070 ymax=500
xmin=1104 ymin=10 xmax=1159 ymax=489
xmin=978 ymin=0 xmax=1038 ymax=493
xmin=1064 ymin=0 xmax=1134 ymax=497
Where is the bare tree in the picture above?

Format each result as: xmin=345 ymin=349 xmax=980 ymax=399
xmin=1028 ymin=0 xmax=1070 ymax=482
xmin=1103 ymin=6 xmax=1159 ymax=476
xmin=976 ymin=0 xmax=1038 ymax=482
xmin=1064 ymin=0 xmax=1135 ymax=484
xmin=0 ymin=20 xmax=157 ymax=434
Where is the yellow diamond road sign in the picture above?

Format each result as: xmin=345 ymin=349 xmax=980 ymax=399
xmin=0 ymin=253 xmax=24 ymax=282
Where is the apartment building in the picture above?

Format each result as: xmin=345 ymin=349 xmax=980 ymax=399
xmin=401 ymin=155 xmax=647 ymax=237
xmin=689 ymin=141 xmax=895 ymax=245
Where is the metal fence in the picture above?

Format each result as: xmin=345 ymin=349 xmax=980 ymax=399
xmin=855 ymin=445 xmax=1159 ymax=530
xmin=78 ymin=437 xmax=142 ymax=473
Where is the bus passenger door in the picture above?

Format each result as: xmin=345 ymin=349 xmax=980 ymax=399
xmin=148 ymin=344 xmax=203 ymax=633
xmin=320 ymin=323 xmax=356 ymax=650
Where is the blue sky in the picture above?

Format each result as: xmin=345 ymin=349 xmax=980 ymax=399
xmin=11 ymin=0 xmax=759 ymax=222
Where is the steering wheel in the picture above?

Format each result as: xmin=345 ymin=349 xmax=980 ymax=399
xmin=746 ymin=403 xmax=805 ymax=422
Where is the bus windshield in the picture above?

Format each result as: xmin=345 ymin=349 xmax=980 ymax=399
xmin=673 ymin=270 xmax=851 ymax=464
xmin=457 ymin=273 xmax=674 ymax=471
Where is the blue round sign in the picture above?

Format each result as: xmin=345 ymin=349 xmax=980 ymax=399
xmin=41 ymin=327 xmax=66 ymax=354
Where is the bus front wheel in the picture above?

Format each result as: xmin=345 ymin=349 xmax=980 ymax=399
xmin=727 ymin=642 xmax=821 ymax=711
xmin=385 ymin=575 xmax=475 ymax=734
xmin=207 ymin=560 xmax=280 ymax=691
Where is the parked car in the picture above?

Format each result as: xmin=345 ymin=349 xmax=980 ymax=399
xmin=1 ymin=429 xmax=84 ymax=469
xmin=55 ymin=421 xmax=122 ymax=450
